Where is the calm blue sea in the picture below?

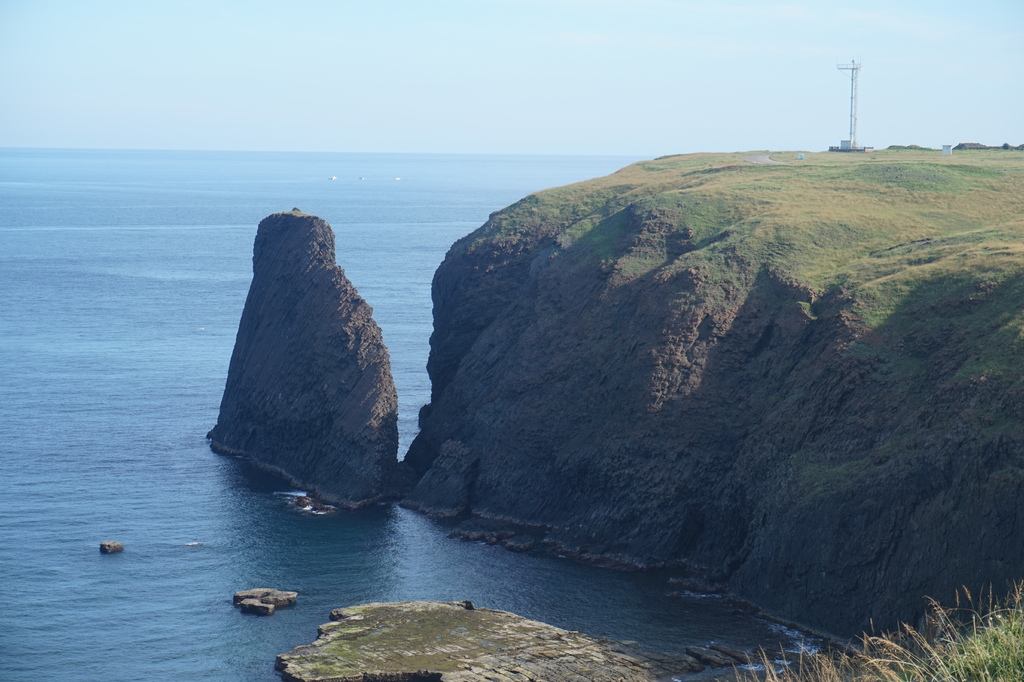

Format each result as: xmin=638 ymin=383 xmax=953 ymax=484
xmin=0 ymin=148 xmax=810 ymax=680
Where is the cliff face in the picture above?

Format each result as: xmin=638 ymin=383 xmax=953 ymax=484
xmin=209 ymin=210 xmax=398 ymax=508
xmin=404 ymin=152 xmax=1024 ymax=636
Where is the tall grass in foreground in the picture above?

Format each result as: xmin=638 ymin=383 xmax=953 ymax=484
xmin=741 ymin=584 xmax=1024 ymax=682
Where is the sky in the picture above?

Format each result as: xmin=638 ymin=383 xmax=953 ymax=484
xmin=0 ymin=0 xmax=1021 ymax=157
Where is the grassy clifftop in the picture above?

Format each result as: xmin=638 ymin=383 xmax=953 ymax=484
xmin=490 ymin=148 xmax=1024 ymax=348
xmin=476 ymin=147 xmax=1024 ymax=419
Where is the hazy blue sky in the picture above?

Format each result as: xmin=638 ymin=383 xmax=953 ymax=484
xmin=1 ymin=0 xmax=1020 ymax=156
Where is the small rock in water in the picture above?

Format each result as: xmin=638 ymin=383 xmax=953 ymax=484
xmin=234 ymin=588 xmax=298 ymax=616
xmin=99 ymin=541 xmax=124 ymax=554
xmin=710 ymin=643 xmax=751 ymax=663
xmin=239 ymin=599 xmax=276 ymax=616
xmin=262 ymin=591 xmax=299 ymax=606
xmin=686 ymin=645 xmax=737 ymax=667
xmin=293 ymin=495 xmax=336 ymax=514
xmin=502 ymin=535 xmax=535 ymax=552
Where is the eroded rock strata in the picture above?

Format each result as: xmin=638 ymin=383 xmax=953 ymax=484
xmin=275 ymin=601 xmax=707 ymax=681
xmin=209 ymin=210 xmax=398 ymax=508
xmin=404 ymin=152 xmax=1024 ymax=636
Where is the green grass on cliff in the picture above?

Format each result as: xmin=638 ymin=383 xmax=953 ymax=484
xmin=480 ymin=147 xmax=1024 ymax=381
xmin=467 ymin=148 xmax=1024 ymax=499
xmin=740 ymin=584 xmax=1024 ymax=682
xmin=493 ymin=150 xmax=1024 ymax=279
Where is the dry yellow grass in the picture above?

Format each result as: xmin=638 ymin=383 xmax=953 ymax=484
xmin=739 ymin=585 xmax=1024 ymax=682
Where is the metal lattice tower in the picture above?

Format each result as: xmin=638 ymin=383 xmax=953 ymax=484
xmin=837 ymin=60 xmax=862 ymax=149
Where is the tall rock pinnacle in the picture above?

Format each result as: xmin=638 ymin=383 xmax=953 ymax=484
xmin=209 ymin=210 xmax=398 ymax=508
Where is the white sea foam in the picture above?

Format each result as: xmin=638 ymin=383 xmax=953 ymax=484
xmin=770 ymin=621 xmax=823 ymax=654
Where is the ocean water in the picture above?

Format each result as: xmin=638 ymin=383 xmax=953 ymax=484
xmin=0 ymin=148 xmax=811 ymax=680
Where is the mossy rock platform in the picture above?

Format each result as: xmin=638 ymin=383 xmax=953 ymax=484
xmin=275 ymin=600 xmax=703 ymax=681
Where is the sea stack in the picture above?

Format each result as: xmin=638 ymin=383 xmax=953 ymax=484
xmin=209 ymin=210 xmax=398 ymax=508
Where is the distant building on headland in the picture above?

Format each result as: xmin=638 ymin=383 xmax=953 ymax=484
xmin=829 ymin=141 xmax=874 ymax=153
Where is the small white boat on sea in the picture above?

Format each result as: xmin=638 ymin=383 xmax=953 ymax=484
xmin=328 ymin=176 xmax=337 ymax=180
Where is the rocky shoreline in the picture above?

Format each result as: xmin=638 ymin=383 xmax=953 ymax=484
xmin=275 ymin=601 xmax=762 ymax=682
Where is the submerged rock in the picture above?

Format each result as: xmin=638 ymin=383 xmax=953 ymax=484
xmin=293 ymin=495 xmax=336 ymax=514
xmin=209 ymin=210 xmax=398 ymax=508
xmin=686 ymin=645 xmax=740 ymax=667
xmin=276 ymin=600 xmax=703 ymax=681
xmin=99 ymin=541 xmax=124 ymax=554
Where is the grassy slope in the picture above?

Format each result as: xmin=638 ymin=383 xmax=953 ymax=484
xmin=487 ymin=148 xmax=1024 ymax=379
xmin=474 ymin=146 xmax=1024 ymax=508
xmin=526 ymin=148 xmax=1024 ymax=335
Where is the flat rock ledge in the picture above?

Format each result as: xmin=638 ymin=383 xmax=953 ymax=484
xmin=234 ymin=588 xmax=298 ymax=616
xmin=275 ymin=600 xmax=711 ymax=681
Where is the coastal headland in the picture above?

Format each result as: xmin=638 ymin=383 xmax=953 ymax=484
xmin=402 ymin=148 xmax=1024 ymax=636
xmin=214 ymin=148 xmax=1024 ymax=642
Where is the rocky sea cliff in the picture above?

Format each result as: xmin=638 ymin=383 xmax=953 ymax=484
xmin=403 ymin=149 xmax=1024 ymax=636
xmin=209 ymin=210 xmax=398 ymax=508
xmin=211 ymin=150 xmax=1024 ymax=640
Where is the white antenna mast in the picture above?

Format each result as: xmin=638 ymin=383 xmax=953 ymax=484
xmin=837 ymin=60 xmax=862 ymax=149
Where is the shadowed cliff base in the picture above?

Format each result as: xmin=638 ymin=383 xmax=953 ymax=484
xmin=402 ymin=149 xmax=1024 ymax=637
xmin=209 ymin=210 xmax=399 ymax=509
